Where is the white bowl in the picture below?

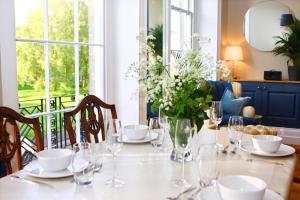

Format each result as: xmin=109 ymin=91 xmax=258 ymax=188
xmin=124 ymin=125 xmax=148 ymax=140
xmin=36 ymin=149 xmax=73 ymax=172
xmin=252 ymin=135 xmax=282 ymax=153
xmin=217 ymin=175 xmax=266 ymax=200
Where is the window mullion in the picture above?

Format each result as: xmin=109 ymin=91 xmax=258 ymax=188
xmin=43 ymin=0 xmax=52 ymax=149
xmin=74 ymin=0 xmax=80 ymax=143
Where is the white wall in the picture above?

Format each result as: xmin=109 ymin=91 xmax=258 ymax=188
xmin=0 ymin=0 xmax=18 ymax=109
xmin=106 ymin=0 xmax=142 ymax=125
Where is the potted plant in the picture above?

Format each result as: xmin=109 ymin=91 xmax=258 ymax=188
xmin=272 ymin=18 xmax=300 ymax=81
xmin=127 ymin=31 xmax=230 ymax=161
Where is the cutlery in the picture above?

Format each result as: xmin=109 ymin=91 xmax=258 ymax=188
xmin=10 ymin=174 xmax=54 ymax=188
xmin=244 ymin=158 xmax=284 ymax=166
xmin=166 ymin=186 xmax=196 ymax=200
xmin=187 ymin=187 xmax=202 ymax=200
xmin=221 ymin=145 xmax=229 ymax=154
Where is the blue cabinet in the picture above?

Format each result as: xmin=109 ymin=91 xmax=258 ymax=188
xmin=240 ymin=81 xmax=300 ymax=128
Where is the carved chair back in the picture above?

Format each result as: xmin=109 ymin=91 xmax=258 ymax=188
xmin=64 ymin=95 xmax=118 ymax=145
xmin=0 ymin=106 xmax=44 ymax=176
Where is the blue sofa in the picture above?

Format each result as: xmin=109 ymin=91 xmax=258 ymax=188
xmin=146 ymin=81 xmax=258 ymax=126
xmin=209 ymin=81 xmax=258 ymax=126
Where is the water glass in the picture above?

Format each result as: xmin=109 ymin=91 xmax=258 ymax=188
xmin=228 ymin=116 xmax=244 ymax=151
xmin=210 ymin=101 xmax=223 ymax=129
xmin=174 ymin=118 xmax=192 ymax=188
xmin=105 ymin=118 xmax=124 ymax=187
xmin=90 ymin=142 xmax=105 ymax=172
xmin=149 ymin=117 xmax=167 ymax=151
xmin=197 ymin=144 xmax=219 ymax=188
xmin=72 ymin=142 xmax=95 ymax=185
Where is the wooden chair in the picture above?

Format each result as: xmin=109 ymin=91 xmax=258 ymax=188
xmin=64 ymin=95 xmax=118 ymax=145
xmin=0 ymin=106 xmax=44 ymax=176
xmin=289 ymin=144 xmax=300 ymax=183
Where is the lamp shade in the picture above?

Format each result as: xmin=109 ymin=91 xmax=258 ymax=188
xmin=224 ymin=46 xmax=243 ymax=61
xmin=280 ymin=14 xmax=294 ymax=26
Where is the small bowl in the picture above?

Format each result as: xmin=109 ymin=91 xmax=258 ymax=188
xmin=217 ymin=175 xmax=266 ymax=200
xmin=124 ymin=125 xmax=148 ymax=140
xmin=36 ymin=149 xmax=73 ymax=171
xmin=252 ymin=135 xmax=282 ymax=153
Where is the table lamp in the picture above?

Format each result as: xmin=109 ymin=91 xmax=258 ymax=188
xmin=224 ymin=46 xmax=243 ymax=79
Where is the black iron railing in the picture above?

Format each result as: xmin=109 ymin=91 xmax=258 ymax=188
xmin=18 ymin=94 xmax=86 ymax=165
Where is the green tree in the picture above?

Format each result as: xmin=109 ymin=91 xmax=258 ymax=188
xmin=16 ymin=0 xmax=89 ymax=97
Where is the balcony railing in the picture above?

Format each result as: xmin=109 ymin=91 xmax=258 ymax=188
xmin=18 ymin=94 xmax=86 ymax=166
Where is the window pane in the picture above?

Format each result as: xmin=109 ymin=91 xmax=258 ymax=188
xmin=17 ymin=42 xmax=45 ymax=113
xmin=48 ymin=0 xmax=74 ymax=41
xmin=79 ymin=0 xmax=103 ymax=44
xmin=49 ymin=44 xmax=77 ymax=108
xmin=81 ymin=46 xmax=103 ymax=98
xmin=171 ymin=0 xmax=189 ymax=10
xmin=15 ymin=0 xmax=44 ymax=39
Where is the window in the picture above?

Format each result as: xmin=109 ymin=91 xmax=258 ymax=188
xmin=170 ymin=0 xmax=193 ymax=51
xmin=15 ymin=0 xmax=104 ymax=149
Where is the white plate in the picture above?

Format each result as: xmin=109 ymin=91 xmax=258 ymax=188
xmin=121 ymin=131 xmax=158 ymax=144
xmin=24 ymin=160 xmax=73 ymax=178
xmin=199 ymin=187 xmax=283 ymax=200
xmin=240 ymin=142 xmax=295 ymax=157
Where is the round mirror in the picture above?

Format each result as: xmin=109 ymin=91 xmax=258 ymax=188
xmin=243 ymin=1 xmax=292 ymax=51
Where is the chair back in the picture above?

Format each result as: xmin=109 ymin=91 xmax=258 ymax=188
xmin=64 ymin=95 xmax=118 ymax=145
xmin=0 ymin=106 xmax=44 ymax=176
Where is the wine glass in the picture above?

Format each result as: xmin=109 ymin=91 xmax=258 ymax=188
xmin=72 ymin=142 xmax=95 ymax=185
xmin=105 ymin=118 xmax=124 ymax=187
xmin=149 ymin=117 xmax=167 ymax=152
xmin=197 ymin=143 xmax=219 ymax=188
xmin=174 ymin=118 xmax=192 ymax=188
xmin=228 ymin=116 xmax=244 ymax=153
xmin=210 ymin=101 xmax=223 ymax=130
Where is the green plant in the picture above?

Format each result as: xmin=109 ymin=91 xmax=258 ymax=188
xmin=148 ymin=24 xmax=163 ymax=57
xmin=272 ymin=18 xmax=300 ymax=66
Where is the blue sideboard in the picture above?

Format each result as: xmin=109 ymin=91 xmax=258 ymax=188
xmin=240 ymin=80 xmax=300 ymax=128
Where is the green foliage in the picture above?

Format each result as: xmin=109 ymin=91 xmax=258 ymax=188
xmin=17 ymin=0 xmax=89 ymax=99
xmin=272 ymin=18 xmax=300 ymax=66
xmin=149 ymin=24 xmax=163 ymax=57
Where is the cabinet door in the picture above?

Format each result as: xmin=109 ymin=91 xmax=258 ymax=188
xmin=240 ymin=82 xmax=263 ymax=115
xmin=261 ymin=83 xmax=300 ymax=128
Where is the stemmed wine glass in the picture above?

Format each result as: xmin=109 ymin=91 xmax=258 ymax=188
xmin=197 ymin=143 xmax=219 ymax=188
xmin=210 ymin=101 xmax=223 ymax=130
xmin=228 ymin=116 xmax=244 ymax=153
xmin=174 ymin=118 xmax=192 ymax=188
xmin=105 ymin=118 xmax=124 ymax=187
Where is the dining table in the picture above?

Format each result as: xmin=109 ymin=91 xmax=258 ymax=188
xmin=0 ymin=125 xmax=297 ymax=200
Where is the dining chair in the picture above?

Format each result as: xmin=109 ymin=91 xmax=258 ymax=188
xmin=0 ymin=106 xmax=44 ymax=177
xmin=64 ymin=95 xmax=118 ymax=145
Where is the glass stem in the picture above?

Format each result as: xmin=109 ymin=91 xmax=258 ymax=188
xmin=113 ymin=153 xmax=117 ymax=181
xmin=181 ymin=151 xmax=185 ymax=181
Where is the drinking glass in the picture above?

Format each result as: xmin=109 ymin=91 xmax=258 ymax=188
xmin=105 ymin=118 xmax=124 ymax=187
xmin=90 ymin=142 xmax=105 ymax=172
xmin=210 ymin=101 xmax=223 ymax=130
xmin=174 ymin=118 xmax=192 ymax=187
xmin=228 ymin=116 xmax=244 ymax=152
xmin=149 ymin=117 xmax=167 ymax=152
xmin=197 ymin=143 xmax=219 ymax=188
xmin=72 ymin=142 xmax=95 ymax=185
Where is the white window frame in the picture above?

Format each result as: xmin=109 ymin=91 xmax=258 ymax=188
xmin=15 ymin=0 xmax=105 ymax=147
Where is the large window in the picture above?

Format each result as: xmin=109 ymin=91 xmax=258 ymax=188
xmin=15 ymin=0 xmax=104 ymax=149
xmin=170 ymin=0 xmax=193 ymax=51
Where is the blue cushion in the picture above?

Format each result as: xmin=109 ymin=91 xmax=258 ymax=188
xmin=219 ymin=114 xmax=258 ymax=126
xmin=221 ymin=88 xmax=251 ymax=115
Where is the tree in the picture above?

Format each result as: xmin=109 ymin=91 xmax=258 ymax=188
xmin=16 ymin=0 xmax=89 ymax=97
